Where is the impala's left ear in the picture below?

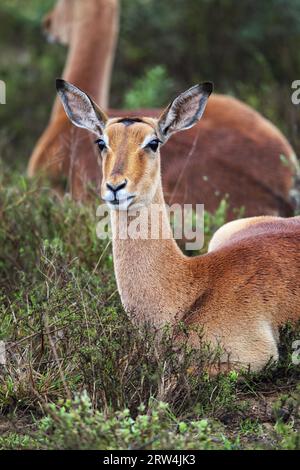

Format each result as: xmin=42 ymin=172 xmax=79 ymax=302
xmin=158 ymin=82 xmax=213 ymax=142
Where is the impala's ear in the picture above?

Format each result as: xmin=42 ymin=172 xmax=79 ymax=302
xmin=56 ymin=79 xmax=108 ymax=135
xmin=158 ymin=82 xmax=213 ymax=142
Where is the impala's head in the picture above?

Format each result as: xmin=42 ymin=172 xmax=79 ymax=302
xmin=42 ymin=0 xmax=119 ymax=45
xmin=42 ymin=0 xmax=74 ymax=45
xmin=56 ymin=78 xmax=213 ymax=210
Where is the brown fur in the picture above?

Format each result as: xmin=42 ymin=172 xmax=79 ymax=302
xmin=27 ymin=0 xmax=298 ymax=218
xmin=208 ymin=215 xmax=281 ymax=252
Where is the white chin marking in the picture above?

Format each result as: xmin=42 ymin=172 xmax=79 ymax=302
xmin=108 ymin=199 xmax=133 ymax=211
xmin=46 ymin=34 xmax=57 ymax=44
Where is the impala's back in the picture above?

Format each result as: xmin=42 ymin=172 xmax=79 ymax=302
xmin=190 ymin=216 xmax=300 ymax=332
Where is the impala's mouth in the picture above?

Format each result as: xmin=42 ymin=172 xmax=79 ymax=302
xmin=104 ymin=194 xmax=136 ymax=211
xmin=111 ymin=195 xmax=134 ymax=205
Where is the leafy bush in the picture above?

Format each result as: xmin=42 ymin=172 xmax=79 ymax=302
xmin=35 ymin=393 xmax=216 ymax=450
xmin=123 ymin=65 xmax=174 ymax=109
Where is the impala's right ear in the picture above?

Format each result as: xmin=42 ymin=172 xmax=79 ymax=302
xmin=56 ymin=79 xmax=108 ymax=135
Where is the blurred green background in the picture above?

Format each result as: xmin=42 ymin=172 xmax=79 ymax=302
xmin=0 ymin=0 xmax=300 ymax=171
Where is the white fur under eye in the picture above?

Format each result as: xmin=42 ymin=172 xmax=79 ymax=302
xmin=102 ymin=133 xmax=109 ymax=147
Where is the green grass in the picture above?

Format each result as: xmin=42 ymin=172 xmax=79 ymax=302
xmin=0 ymin=163 xmax=299 ymax=450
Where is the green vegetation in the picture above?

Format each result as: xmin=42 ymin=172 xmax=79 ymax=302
xmin=123 ymin=65 xmax=174 ymax=109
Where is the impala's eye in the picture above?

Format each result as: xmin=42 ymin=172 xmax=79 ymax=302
xmin=95 ymin=138 xmax=106 ymax=152
xmin=146 ymin=139 xmax=160 ymax=152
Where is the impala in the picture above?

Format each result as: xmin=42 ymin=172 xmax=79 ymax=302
xmin=28 ymin=0 xmax=299 ymax=217
xmin=57 ymin=78 xmax=300 ymax=372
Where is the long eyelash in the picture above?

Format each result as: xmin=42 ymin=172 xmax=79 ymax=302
xmin=145 ymin=138 xmax=162 ymax=146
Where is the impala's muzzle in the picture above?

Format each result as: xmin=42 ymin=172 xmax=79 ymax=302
xmin=103 ymin=178 xmax=135 ymax=210
xmin=42 ymin=13 xmax=56 ymax=43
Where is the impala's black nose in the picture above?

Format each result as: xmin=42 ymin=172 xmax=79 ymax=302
xmin=106 ymin=180 xmax=127 ymax=193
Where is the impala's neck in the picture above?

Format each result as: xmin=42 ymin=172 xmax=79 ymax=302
xmin=110 ymin=179 xmax=206 ymax=328
xmin=52 ymin=0 xmax=119 ymax=119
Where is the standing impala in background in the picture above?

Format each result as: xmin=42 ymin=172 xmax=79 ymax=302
xmin=28 ymin=0 xmax=119 ymax=198
xmin=57 ymin=79 xmax=300 ymax=373
xmin=28 ymin=0 xmax=299 ymax=219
